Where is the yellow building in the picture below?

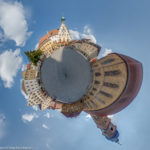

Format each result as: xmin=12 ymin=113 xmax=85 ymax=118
xmin=82 ymin=53 xmax=128 ymax=111
xmin=61 ymin=100 xmax=83 ymax=114
xmin=71 ymin=39 xmax=101 ymax=61
xmin=21 ymin=69 xmax=36 ymax=80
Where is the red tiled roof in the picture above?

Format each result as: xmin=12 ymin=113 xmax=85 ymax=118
xmin=48 ymin=29 xmax=59 ymax=36
xmin=26 ymin=64 xmax=31 ymax=70
xmin=90 ymin=58 xmax=98 ymax=63
xmin=39 ymin=29 xmax=59 ymax=46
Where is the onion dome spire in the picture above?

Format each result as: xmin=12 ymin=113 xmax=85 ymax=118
xmin=61 ymin=16 xmax=65 ymax=23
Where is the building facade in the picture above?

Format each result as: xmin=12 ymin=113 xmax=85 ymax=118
xmin=28 ymin=89 xmax=52 ymax=110
xmin=47 ymin=101 xmax=63 ymax=109
xmin=71 ymin=39 xmax=101 ymax=61
xmin=22 ymin=79 xmax=41 ymax=96
xmin=85 ymin=53 xmax=143 ymax=116
xmin=82 ymin=53 xmax=127 ymax=112
xmin=61 ymin=100 xmax=83 ymax=114
xmin=21 ymin=69 xmax=37 ymax=80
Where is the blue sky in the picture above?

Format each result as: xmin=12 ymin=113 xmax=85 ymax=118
xmin=0 ymin=0 xmax=149 ymax=149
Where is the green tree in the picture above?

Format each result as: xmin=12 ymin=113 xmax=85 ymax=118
xmin=24 ymin=49 xmax=43 ymax=66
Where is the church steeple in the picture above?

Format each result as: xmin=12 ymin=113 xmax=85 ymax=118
xmin=58 ymin=17 xmax=72 ymax=42
xmin=91 ymin=114 xmax=120 ymax=143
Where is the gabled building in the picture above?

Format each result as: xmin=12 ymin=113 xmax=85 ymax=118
xmin=58 ymin=17 xmax=72 ymax=42
xmin=39 ymin=17 xmax=72 ymax=49
xmin=21 ymin=69 xmax=36 ymax=80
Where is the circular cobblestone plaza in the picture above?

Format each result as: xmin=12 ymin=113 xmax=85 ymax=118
xmin=40 ymin=46 xmax=93 ymax=103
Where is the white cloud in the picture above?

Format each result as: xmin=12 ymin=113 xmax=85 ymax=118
xmin=42 ymin=124 xmax=49 ymax=130
xmin=102 ymin=48 xmax=112 ymax=57
xmin=0 ymin=0 xmax=32 ymax=46
xmin=34 ymin=43 xmax=39 ymax=50
xmin=85 ymin=114 xmax=91 ymax=120
xmin=21 ymin=64 xmax=26 ymax=71
xmin=22 ymin=113 xmax=38 ymax=122
xmin=107 ymin=115 xmax=114 ymax=119
xmin=81 ymin=26 xmax=97 ymax=43
xmin=107 ymin=115 xmax=116 ymax=124
xmin=0 ymin=49 xmax=23 ymax=88
xmin=44 ymin=112 xmax=50 ymax=119
xmin=69 ymin=30 xmax=80 ymax=40
xmin=0 ymin=113 xmax=6 ymax=140
xmin=20 ymin=79 xmax=28 ymax=99
xmin=70 ymin=25 xmax=96 ymax=43
xmin=21 ymin=88 xmax=28 ymax=99
xmin=32 ymin=105 xmax=38 ymax=111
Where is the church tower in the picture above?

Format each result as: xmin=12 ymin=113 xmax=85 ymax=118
xmin=91 ymin=114 xmax=119 ymax=143
xmin=58 ymin=17 xmax=72 ymax=42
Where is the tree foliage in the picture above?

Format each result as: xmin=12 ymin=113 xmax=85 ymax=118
xmin=24 ymin=49 xmax=42 ymax=66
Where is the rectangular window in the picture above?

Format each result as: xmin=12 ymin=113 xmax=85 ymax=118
xmin=99 ymin=91 xmax=112 ymax=98
xmin=104 ymin=70 xmax=121 ymax=76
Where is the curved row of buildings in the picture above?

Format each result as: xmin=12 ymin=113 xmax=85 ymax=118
xmin=21 ymin=18 xmax=143 ymax=143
